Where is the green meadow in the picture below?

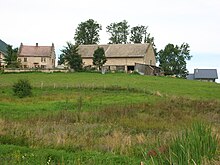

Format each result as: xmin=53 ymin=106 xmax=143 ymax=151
xmin=0 ymin=72 xmax=220 ymax=164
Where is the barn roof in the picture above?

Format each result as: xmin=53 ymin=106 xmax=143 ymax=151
xmin=78 ymin=43 xmax=150 ymax=58
xmin=18 ymin=43 xmax=54 ymax=57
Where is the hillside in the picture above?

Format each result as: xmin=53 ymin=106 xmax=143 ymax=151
xmin=0 ymin=72 xmax=219 ymax=164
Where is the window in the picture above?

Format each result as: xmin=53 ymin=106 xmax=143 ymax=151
xmin=41 ymin=57 xmax=46 ymax=62
xmin=150 ymin=60 xmax=152 ymax=65
xmin=24 ymin=58 xmax=27 ymax=62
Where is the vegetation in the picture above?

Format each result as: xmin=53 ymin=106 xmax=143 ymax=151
xmin=59 ymin=42 xmax=83 ymax=71
xmin=4 ymin=45 xmax=20 ymax=68
xmin=106 ymin=20 xmax=130 ymax=44
xmin=147 ymin=123 xmax=218 ymax=165
xmin=12 ymin=79 xmax=32 ymax=98
xmin=0 ymin=72 xmax=219 ymax=164
xmin=93 ymin=47 xmax=107 ymax=70
xmin=74 ymin=19 xmax=102 ymax=45
xmin=130 ymin=25 xmax=148 ymax=43
xmin=158 ymin=43 xmax=192 ymax=77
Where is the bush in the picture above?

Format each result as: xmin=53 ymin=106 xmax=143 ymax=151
xmin=12 ymin=79 xmax=32 ymax=98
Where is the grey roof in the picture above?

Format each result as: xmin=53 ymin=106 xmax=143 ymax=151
xmin=187 ymin=74 xmax=194 ymax=80
xmin=78 ymin=43 xmax=150 ymax=58
xmin=194 ymin=69 xmax=218 ymax=79
xmin=0 ymin=39 xmax=8 ymax=54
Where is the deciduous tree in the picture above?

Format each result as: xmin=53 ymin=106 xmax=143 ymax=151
xmin=93 ymin=47 xmax=107 ymax=70
xmin=130 ymin=25 xmax=148 ymax=43
xmin=106 ymin=20 xmax=130 ymax=44
xmin=74 ymin=19 xmax=102 ymax=45
xmin=158 ymin=43 xmax=192 ymax=77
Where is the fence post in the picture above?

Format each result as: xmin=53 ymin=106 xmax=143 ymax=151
xmin=41 ymin=82 xmax=43 ymax=89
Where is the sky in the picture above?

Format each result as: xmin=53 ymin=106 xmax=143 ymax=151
xmin=1 ymin=0 xmax=220 ymax=82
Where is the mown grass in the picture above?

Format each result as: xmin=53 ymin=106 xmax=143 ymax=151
xmin=0 ymin=72 xmax=220 ymax=164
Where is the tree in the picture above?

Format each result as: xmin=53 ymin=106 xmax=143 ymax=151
xmin=93 ymin=47 xmax=107 ymax=70
xmin=106 ymin=20 xmax=130 ymax=44
xmin=60 ymin=42 xmax=83 ymax=71
xmin=4 ymin=45 xmax=20 ymax=68
xmin=158 ymin=43 xmax=192 ymax=77
xmin=74 ymin=19 xmax=102 ymax=45
xmin=130 ymin=25 xmax=148 ymax=43
xmin=144 ymin=33 xmax=159 ymax=61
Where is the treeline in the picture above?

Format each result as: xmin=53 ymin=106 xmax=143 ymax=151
xmin=60 ymin=19 xmax=192 ymax=77
xmin=74 ymin=19 xmax=154 ymax=45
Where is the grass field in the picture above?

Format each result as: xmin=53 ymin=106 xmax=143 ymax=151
xmin=0 ymin=72 xmax=220 ymax=164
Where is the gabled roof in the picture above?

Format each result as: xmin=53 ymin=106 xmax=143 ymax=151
xmin=0 ymin=39 xmax=8 ymax=54
xmin=194 ymin=69 xmax=218 ymax=79
xmin=78 ymin=43 xmax=150 ymax=58
xmin=18 ymin=43 xmax=54 ymax=57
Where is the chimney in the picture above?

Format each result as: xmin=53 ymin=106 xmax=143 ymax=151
xmin=36 ymin=43 xmax=38 ymax=47
xmin=52 ymin=43 xmax=54 ymax=47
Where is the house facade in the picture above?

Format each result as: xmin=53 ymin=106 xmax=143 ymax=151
xmin=18 ymin=43 xmax=56 ymax=69
xmin=78 ymin=43 xmax=156 ymax=72
xmin=0 ymin=39 xmax=8 ymax=68
xmin=187 ymin=69 xmax=218 ymax=82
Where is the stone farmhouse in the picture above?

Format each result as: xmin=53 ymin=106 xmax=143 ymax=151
xmin=78 ymin=43 xmax=156 ymax=72
xmin=18 ymin=43 xmax=56 ymax=69
xmin=0 ymin=39 xmax=8 ymax=68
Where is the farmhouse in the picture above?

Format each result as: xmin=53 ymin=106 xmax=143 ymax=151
xmin=18 ymin=43 xmax=56 ymax=69
xmin=78 ymin=43 xmax=156 ymax=72
xmin=0 ymin=39 xmax=8 ymax=68
xmin=187 ymin=69 xmax=218 ymax=82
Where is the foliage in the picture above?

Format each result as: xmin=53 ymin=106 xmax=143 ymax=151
xmin=92 ymin=47 xmax=107 ymax=69
xmin=106 ymin=20 xmax=130 ymax=44
xmin=12 ymin=79 xmax=32 ymax=98
xmin=158 ymin=43 xmax=192 ymax=77
xmin=74 ymin=19 xmax=102 ymax=45
xmin=60 ymin=42 xmax=83 ymax=71
xmin=0 ymin=73 xmax=220 ymax=164
xmin=4 ymin=45 xmax=20 ymax=68
xmin=148 ymin=123 xmax=218 ymax=165
xmin=130 ymin=25 xmax=148 ymax=43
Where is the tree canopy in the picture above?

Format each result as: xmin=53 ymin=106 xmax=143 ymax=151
xmin=4 ymin=45 xmax=20 ymax=68
xmin=74 ymin=19 xmax=102 ymax=45
xmin=60 ymin=42 xmax=83 ymax=71
xmin=106 ymin=20 xmax=130 ymax=44
xmin=130 ymin=25 xmax=148 ymax=43
xmin=158 ymin=43 xmax=192 ymax=77
xmin=92 ymin=47 xmax=107 ymax=69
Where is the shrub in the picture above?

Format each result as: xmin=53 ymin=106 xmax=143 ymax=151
xmin=12 ymin=79 xmax=32 ymax=98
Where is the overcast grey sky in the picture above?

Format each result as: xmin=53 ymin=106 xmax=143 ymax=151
xmin=1 ymin=0 xmax=220 ymax=81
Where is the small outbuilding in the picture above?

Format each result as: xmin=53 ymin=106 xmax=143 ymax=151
xmin=187 ymin=69 xmax=218 ymax=82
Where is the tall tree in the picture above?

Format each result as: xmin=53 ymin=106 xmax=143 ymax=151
xmin=4 ymin=45 xmax=19 ymax=68
xmin=158 ymin=43 xmax=192 ymax=77
xmin=106 ymin=20 xmax=130 ymax=44
xmin=60 ymin=42 xmax=83 ymax=71
xmin=93 ymin=47 xmax=107 ymax=70
xmin=144 ymin=33 xmax=158 ymax=61
xmin=74 ymin=19 xmax=102 ymax=45
xmin=130 ymin=25 xmax=148 ymax=43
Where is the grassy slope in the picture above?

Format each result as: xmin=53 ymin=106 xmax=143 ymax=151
xmin=1 ymin=72 xmax=220 ymax=99
xmin=0 ymin=72 xmax=220 ymax=164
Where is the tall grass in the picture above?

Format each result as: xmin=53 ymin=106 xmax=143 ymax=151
xmin=148 ymin=122 xmax=219 ymax=165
